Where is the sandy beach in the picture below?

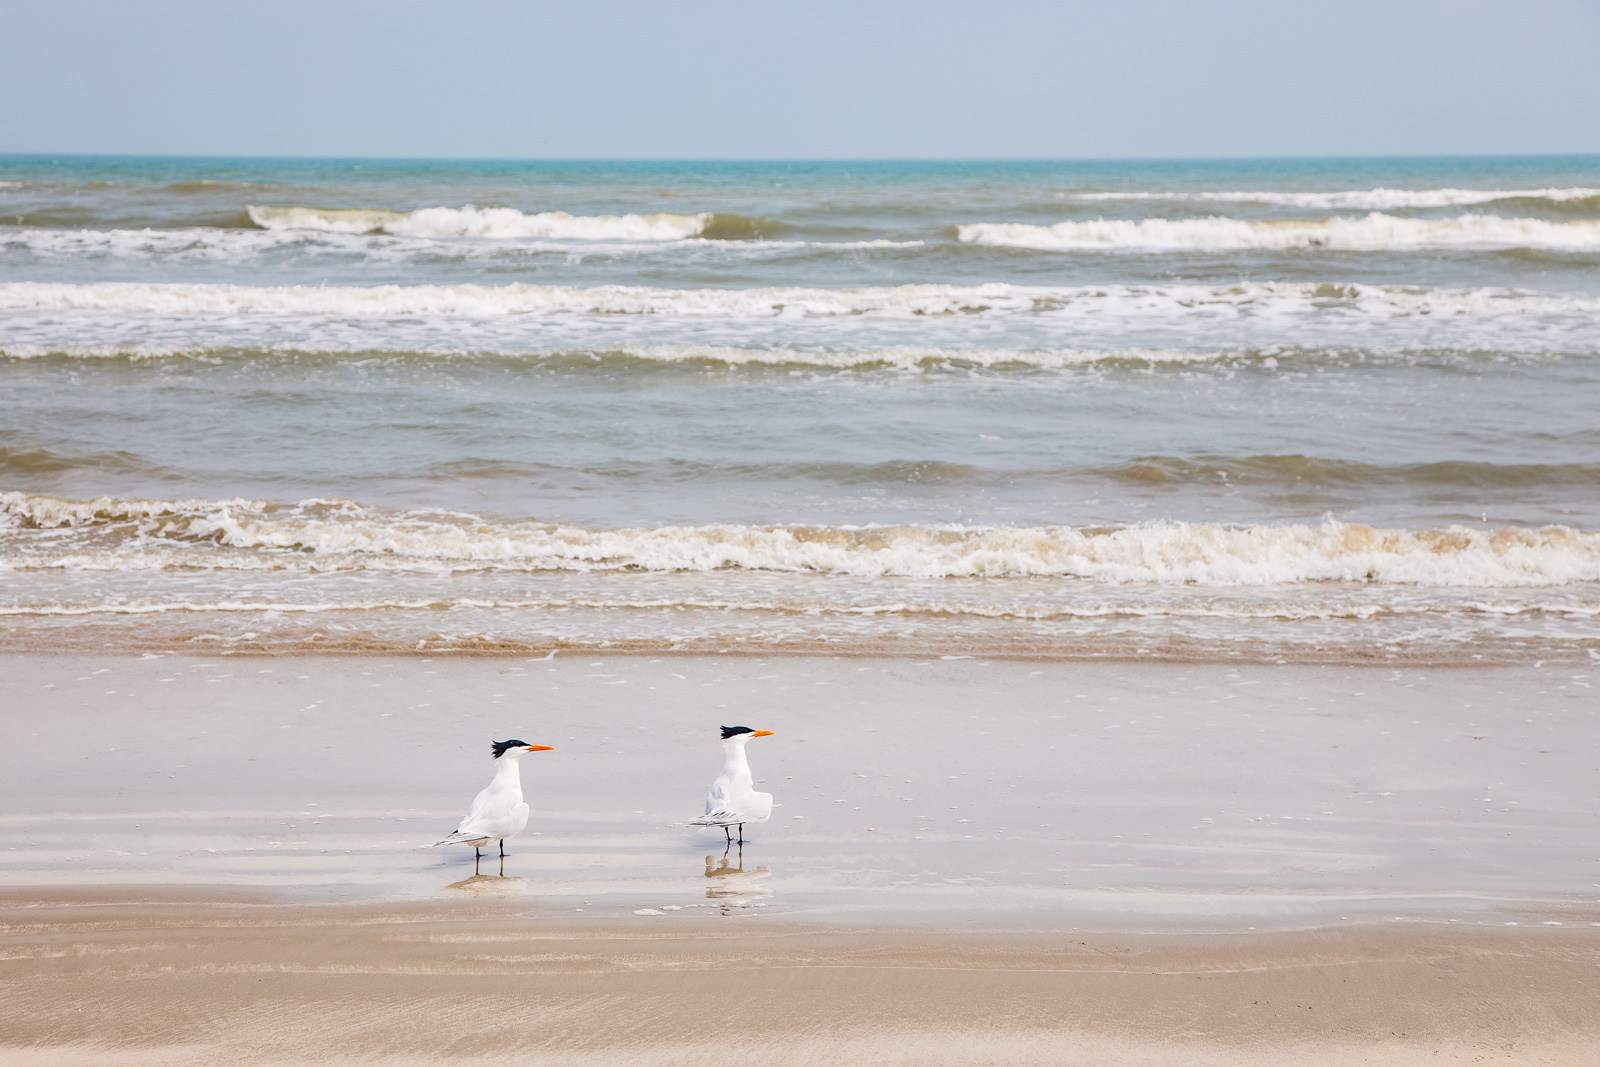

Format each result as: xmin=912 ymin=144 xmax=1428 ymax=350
xmin=3 ymin=653 xmax=1598 ymax=1063
xmin=3 ymin=888 xmax=1598 ymax=1066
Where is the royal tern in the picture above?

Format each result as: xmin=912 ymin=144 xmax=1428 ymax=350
xmin=689 ymin=726 xmax=775 ymax=844
xmin=432 ymin=739 xmax=553 ymax=874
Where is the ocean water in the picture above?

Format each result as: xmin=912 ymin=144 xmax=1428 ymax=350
xmin=2 ymin=155 xmax=1598 ymax=660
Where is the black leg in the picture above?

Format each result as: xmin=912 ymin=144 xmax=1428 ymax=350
xmin=499 ymin=839 xmax=505 ymax=858
xmin=474 ymin=847 xmax=481 ymax=875
xmin=724 ymin=826 xmax=732 ymax=843
xmin=738 ymin=823 xmax=744 ymax=845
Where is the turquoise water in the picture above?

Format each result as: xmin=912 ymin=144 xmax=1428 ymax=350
xmin=6 ymin=154 xmax=1600 ymax=288
xmin=2 ymin=155 xmax=1598 ymax=659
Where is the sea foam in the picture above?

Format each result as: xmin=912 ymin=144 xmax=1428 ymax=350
xmin=1064 ymin=188 xmax=1600 ymax=209
xmin=0 ymin=281 xmax=1040 ymax=318
xmin=5 ymin=280 xmax=1598 ymax=320
xmin=247 ymin=204 xmax=712 ymax=240
xmin=3 ymin=226 xmax=922 ymax=268
xmin=957 ymin=213 xmax=1600 ymax=251
xmin=5 ymin=493 xmax=1597 ymax=587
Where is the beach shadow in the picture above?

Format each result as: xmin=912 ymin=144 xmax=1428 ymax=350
xmin=704 ymin=843 xmax=772 ymax=913
xmin=445 ymin=873 xmax=528 ymax=895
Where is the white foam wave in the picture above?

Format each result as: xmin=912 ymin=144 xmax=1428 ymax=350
xmin=609 ymin=344 xmax=1221 ymax=368
xmin=248 ymin=204 xmax=712 ymax=240
xmin=3 ymin=227 xmax=919 ymax=266
xmin=0 ymin=281 xmax=1039 ymax=318
xmin=958 ymin=213 xmax=1600 ymax=251
xmin=0 ymin=342 xmax=213 ymax=360
xmin=3 ymin=225 xmax=353 ymax=263
xmin=3 ymin=595 xmax=1594 ymax=621
xmin=1065 ymin=188 xmax=1600 ymax=209
xmin=5 ymin=494 xmax=1597 ymax=587
xmin=5 ymin=280 xmax=1599 ymax=322
xmin=0 ymin=339 xmax=1225 ymax=366
xmin=2 ymin=340 xmax=1592 ymax=369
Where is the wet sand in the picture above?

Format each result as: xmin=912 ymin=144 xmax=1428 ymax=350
xmin=3 ymin=653 xmax=1597 ymax=928
xmin=3 ymin=652 xmax=1599 ymax=1062
xmin=2 ymin=886 xmax=1598 ymax=1066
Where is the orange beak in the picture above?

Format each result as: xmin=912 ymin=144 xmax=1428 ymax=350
xmin=750 ymin=730 xmax=775 ymax=738
xmin=525 ymin=745 xmax=555 ymax=752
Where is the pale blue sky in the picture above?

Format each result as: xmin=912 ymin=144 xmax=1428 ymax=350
xmin=4 ymin=0 xmax=1598 ymax=158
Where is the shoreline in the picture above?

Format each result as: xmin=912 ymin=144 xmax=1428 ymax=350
xmin=4 ymin=628 xmax=1597 ymax=666
xmin=6 ymin=493 xmax=1598 ymax=670
xmin=4 ymin=653 xmax=1596 ymax=933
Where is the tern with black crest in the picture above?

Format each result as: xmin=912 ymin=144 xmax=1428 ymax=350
xmin=689 ymin=726 xmax=775 ymax=844
xmin=432 ymin=739 xmax=553 ymax=874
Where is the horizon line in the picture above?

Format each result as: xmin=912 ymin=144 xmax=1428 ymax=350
xmin=3 ymin=150 xmax=1598 ymax=166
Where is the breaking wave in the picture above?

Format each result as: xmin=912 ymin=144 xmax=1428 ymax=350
xmin=4 ymin=342 xmax=1598 ymax=376
xmin=2 ymin=595 xmax=1594 ymax=622
xmin=2 ymin=226 xmax=922 ymax=264
xmin=247 ymin=204 xmax=713 ymax=240
xmin=6 ymin=280 xmax=1600 ymax=320
xmin=1064 ymin=188 xmax=1600 ymax=210
xmin=4 ymin=493 xmax=1596 ymax=586
xmin=0 ymin=339 xmax=1232 ymax=367
xmin=0 ymin=280 xmax=1034 ymax=317
xmin=957 ymin=213 xmax=1600 ymax=251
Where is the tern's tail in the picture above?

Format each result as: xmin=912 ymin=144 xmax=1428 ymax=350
xmin=690 ymin=810 xmax=739 ymax=827
xmin=430 ymin=831 xmax=478 ymax=848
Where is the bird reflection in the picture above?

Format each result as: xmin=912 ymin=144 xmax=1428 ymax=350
xmin=703 ymin=843 xmax=772 ymax=913
xmin=445 ymin=873 xmax=528 ymax=895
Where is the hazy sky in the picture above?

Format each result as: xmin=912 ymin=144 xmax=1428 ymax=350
xmin=4 ymin=0 xmax=1598 ymax=159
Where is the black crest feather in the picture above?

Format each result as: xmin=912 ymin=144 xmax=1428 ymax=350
xmin=720 ymin=725 xmax=754 ymax=740
xmin=492 ymin=739 xmax=529 ymax=758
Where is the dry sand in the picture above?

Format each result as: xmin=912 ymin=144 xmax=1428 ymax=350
xmin=2 ymin=886 xmax=1599 ymax=1066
